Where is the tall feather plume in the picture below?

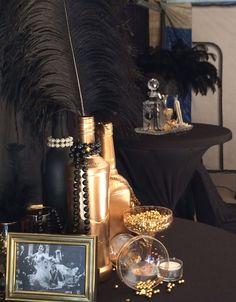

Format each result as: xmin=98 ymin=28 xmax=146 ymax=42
xmin=137 ymin=40 xmax=221 ymax=97
xmin=0 ymin=0 xmax=142 ymax=136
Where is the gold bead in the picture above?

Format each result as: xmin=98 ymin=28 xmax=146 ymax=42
xmin=112 ymin=267 xmax=116 ymax=271
xmin=125 ymin=299 xmax=131 ymax=302
xmin=167 ymin=288 xmax=171 ymax=293
xmin=114 ymin=284 xmax=119 ymax=288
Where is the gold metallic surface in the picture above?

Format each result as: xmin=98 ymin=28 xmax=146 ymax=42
xmin=67 ymin=116 xmax=111 ymax=280
xmin=98 ymin=123 xmax=134 ymax=240
xmin=26 ymin=204 xmax=44 ymax=210
xmin=21 ymin=205 xmax=51 ymax=233
xmin=98 ymin=123 xmax=116 ymax=172
xmin=108 ymin=176 xmax=131 ymax=240
xmin=78 ymin=116 xmax=95 ymax=144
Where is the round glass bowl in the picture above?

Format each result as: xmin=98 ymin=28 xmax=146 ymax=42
xmin=110 ymin=233 xmax=133 ymax=264
xmin=123 ymin=206 xmax=173 ymax=236
xmin=116 ymin=235 xmax=169 ymax=290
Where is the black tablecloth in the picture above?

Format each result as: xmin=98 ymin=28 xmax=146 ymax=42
xmin=115 ymin=123 xmax=236 ymax=228
xmin=117 ymin=123 xmax=232 ymax=150
xmin=98 ymin=218 xmax=236 ymax=302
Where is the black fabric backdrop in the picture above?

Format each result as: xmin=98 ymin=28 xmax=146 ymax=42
xmin=0 ymin=107 xmax=43 ymax=220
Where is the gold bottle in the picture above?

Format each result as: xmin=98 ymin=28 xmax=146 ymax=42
xmin=67 ymin=116 xmax=111 ymax=281
xmin=98 ymin=123 xmax=140 ymax=240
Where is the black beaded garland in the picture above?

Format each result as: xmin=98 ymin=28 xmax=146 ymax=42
xmin=35 ymin=208 xmax=63 ymax=233
xmin=50 ymin=208 xmax=63 ymax=233
xmin=70 ymin=141 xmax=101 ymax=234
xmin=37 ymin=210 xmax=44 ymax=233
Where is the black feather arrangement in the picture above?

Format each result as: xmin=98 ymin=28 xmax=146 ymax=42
xmin=0 ymin=0 xmax=142 ymax=137
xmin=137 ymin=39 xmax=221 ymax=97
xmin=0 ymin=144 xmax=34 ymax=222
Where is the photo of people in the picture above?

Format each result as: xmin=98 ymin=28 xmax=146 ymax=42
xmin=15 ymin=243 xmax=86 ymax=295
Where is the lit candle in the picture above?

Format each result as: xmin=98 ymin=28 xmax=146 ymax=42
xmin=158 ymin=258 xmax=183 ymax=282
xmin=160 ymin=260 xmax=181 ymax=271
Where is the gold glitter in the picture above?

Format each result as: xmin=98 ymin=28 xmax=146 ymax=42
xmin=124 ymin=209 xmax=172 ymax=234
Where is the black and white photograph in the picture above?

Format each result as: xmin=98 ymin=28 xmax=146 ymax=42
xmin=6 ymin=231 xmax=96 ymax=302
xmin=15 ymin=242 xmax=86 ymax=294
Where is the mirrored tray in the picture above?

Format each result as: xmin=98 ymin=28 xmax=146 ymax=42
xmin=135 ymin=123 xmax=193 ymax=136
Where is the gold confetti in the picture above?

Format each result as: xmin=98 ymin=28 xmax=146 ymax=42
xmin=124 ymin=209 xmax=172 ymax=234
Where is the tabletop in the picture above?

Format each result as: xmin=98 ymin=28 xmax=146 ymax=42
xmin=98 ymin=218 xmax=236 ymax=302
xmin=115 ymin=123 xmax=232 ymax=150
xmin=114 ymin=123 xmax=232 ymax=210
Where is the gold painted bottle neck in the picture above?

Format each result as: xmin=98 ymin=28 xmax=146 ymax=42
xmin=78 ymin=116 xmax=95 ymax=144
xmin=99 ymin=122 xmax=117 ymax=172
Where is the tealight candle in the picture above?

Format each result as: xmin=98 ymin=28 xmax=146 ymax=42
xmin=158 ymin=258 xmax=183 ymax=282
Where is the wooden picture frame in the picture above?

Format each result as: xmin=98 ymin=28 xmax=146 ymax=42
xmin=5 ymin=233 xmax=97 ymax=302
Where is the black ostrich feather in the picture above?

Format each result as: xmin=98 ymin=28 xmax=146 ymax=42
xmin=0 ymin=0 xmax=141 ymax=136
xmin=137 ymin=40 xmax=221 ymax=97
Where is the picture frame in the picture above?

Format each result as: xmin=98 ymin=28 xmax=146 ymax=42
xmin=5 ymin=232 xmax=97 ymax=302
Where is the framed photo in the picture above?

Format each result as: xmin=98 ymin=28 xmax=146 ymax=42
xmin=5 ymin=233 xmax=97 ymax=302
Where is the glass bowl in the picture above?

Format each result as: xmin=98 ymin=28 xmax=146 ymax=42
xmin=116 ymin=235 xmax=169 ymax=290
xmin=123 ymin=206 xmax=173 ymax=236
xmin=110 ymin=233 xmax=133 ymax=264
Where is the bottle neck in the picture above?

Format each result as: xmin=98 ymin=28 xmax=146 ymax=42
xmin=78 ymin=116 xmax=95 ymax=144
xmin=99 ymin=123 xmax=117 ymax=173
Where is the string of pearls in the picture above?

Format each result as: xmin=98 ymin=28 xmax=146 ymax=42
xmin=47 ymin=136 xmax=73 ymax=148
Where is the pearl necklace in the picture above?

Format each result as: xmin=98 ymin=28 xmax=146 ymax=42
xmin=47 ymin=136 xmax=73 ymax=148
